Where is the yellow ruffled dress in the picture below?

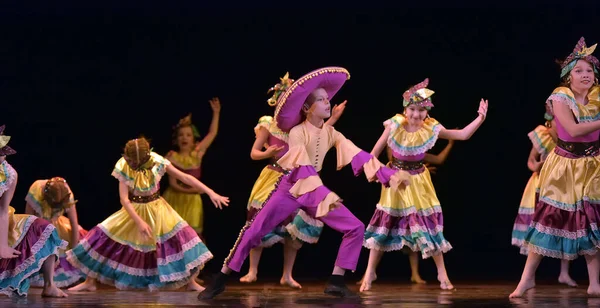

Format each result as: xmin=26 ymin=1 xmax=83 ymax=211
xmin=363 ymin=114 xmax=452 ymax=258
xmin=0 ymin=161 xmax=67 ymax=297
xmin=162 ymin=150 xmax=204 ymax=234
xmin=511 ymin=125 xmax=556 ymax=254
xmin=523 ymin=86 xmax=600 ymax=259
xmin=26 ymin=179 xmax=88 ymax=287
xmin=66 ymin=152 xmax=212 ymax=290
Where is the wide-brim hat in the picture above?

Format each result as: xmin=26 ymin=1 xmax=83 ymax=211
xmin=274 ymin=67 xmax=350 ymax=132
xmin=0 ymin=125 xmax=16 ymax=156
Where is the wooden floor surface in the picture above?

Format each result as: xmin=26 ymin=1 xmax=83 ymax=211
xmin=1 ymin=280 xmax=599 ymax=307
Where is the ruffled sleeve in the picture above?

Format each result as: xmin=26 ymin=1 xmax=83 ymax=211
xmin=546 ymin=87 xmax=580 ymax=120
xmin=546 ymin=86 xmax=600 ymax=123
xmin=383 ymin=114 xmax=404 ymax=131
xmin=0 ymin=161 xmax=17 ymax=197
xmin=528 ymin=125 xmax=556 ymax=159
xmin=25 ymin=180 xmax=47 ymax=218
xmin=254 ymin=115 xmax=273 ymax=135
xmin=333 ymin=129 xmax=410 ymax=191
xmin=111 ymin=152 xmax=171 ymax=196
xmin=277 ymin=126 xmax=342 ymax=218
xmin=386 ymin=115 xmax=441 ymax=156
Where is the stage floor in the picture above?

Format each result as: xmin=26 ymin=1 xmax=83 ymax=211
xmin=0 ymin=280 xmax=597 ymax=307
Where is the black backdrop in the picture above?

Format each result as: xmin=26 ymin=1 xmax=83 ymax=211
xmin=3 ymin=7 xmax=598 ymax=282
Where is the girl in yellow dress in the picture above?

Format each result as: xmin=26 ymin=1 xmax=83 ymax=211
xmin=360 ymin=140 xmax=455 ymax=286
xmin=0 ymin=125 xmax=68 ymax=298
xmin=67 ymin=137 xmax=229 ymax=292
xmin=511 ymin=37 xmax=600 ymax=298
xmin=361 ymin=78 xmax=488 ymax=291
xmin=239 ymin=73 xmax=346 ymax=289
xmin=26 ymin=177 xmax=89 ymax=288
xmin=163 ymin=98 xmax=220 ymax=238
xmin=511 ymin=112 xmax=578 ymax=287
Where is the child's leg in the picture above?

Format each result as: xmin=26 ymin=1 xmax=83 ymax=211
xmin=240 ymin=247 xmax=263 ymax=283
xmin=509 ymin=252 xmax=543 ymax=298
xmin=41 ymin=256 xmax=68 ymax=298
xmin=280 ymin=237 xmax=302 ymax=289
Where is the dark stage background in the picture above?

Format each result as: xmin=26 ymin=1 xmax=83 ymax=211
xmin=2 ymin=8 xmax=598 ymax=282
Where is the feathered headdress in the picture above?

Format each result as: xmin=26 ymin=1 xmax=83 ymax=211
xmin=402 ymin=78 xmax=435 ymax=110
xmin=561 ymin=37 xmax=599 ymax=78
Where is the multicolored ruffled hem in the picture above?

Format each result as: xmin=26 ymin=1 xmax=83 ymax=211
xmin=511 ymin=207 xmax=534 ymax=255
xmin=66 ymin=222 xmax=213 ymax=291
xmin=0 ymin=217 xmax=67 ymax=297
xmin=30 ymin=225 xmax=89 ymax=288
xmin=30 ymin=254 xmax=85 ymax=288
xmin=258 ymin=227 xmax=287 ymax=248
xmin=523 ymin=199 xmax=600 ymax=260
xmin=363 ymin=205 xmax=452 ymax=259
xmin=249 ymin=192 xmax=324 ymax=247
xmin=286 ymin=209 xmax=324 ymax=244
xmin=247 ymin=206 xmax=289 ymax=248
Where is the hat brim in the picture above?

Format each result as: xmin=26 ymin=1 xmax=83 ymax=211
xmin=274 ymin=67 xmax=350 ymax=132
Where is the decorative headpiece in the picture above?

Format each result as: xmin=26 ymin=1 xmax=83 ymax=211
xmin=274 ymin=67 xmax=350 ymax=132
xmin=402 ymin=78 xmax=435 ymax=110
xmin=174 ymin=114 xmax=200 ymax=138
xmin=267 ymin=72 xmax=295 ymax=107
xmin=560 ymin=37 xmax=599 ymax=78
xmin=43 ymin=177 xmax=78 ymax=208
xmin=0 ymin=125 xmax=16 ymax=156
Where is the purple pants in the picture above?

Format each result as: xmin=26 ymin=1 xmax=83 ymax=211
xmin=225 ymin=173 xmax=365 ymax=272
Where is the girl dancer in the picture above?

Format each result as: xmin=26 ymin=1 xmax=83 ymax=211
xmin=67 ymin=137 xmax=229 ymax=292
xmin=199 ymin=67 xmax=410 ymax=300
xmin=240 ymin=73 xmax=346 ymax=289
xmin=360 ymin=78 xmax=488 ymax=291
xmin=510 ymin=112 xmax=577 ymax=287
xmin=376 ymin=140 xmax=455 ymax=285
xmin=0 ymin=125 xmax=68 ymax=297
xmin=26 ymin=177 xmax=88 ymax=288
xmin=510 ymin=37 xmax=600 ymax=298
xmin=163 ymin=98 xmax=220 ymax=237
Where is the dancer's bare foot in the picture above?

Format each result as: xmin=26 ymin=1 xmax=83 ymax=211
xmin=359 ymin=273 xmax=377 ymax=292
xmin=509 ymin=279 xmax=535 ymax=298
xmin=411 ymin=275 xmax=426 ymax=284
xmin=356 ymin=273 xmax=377 ymax=285
xmin=239 ymin=272 xmax=257 ymax=283
xmin=558 ymin=274 xmax=578 ymax=287
xmin=438 ymin=274 xmax=454 ymax=290
xmin=42 ymin=285 xmax=68 ymax=298
xmin=68 ymin=279 xmax=97 ymax=292
xmin=280 ymin=276 xmax=302 ymax=289
xmin=187 ymin=279 xmax=205 ymax=292
xmin=588 ymin=284 xmax=600 ymax=296
xmin=195 ymin=277 xmax=204 ymax=284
